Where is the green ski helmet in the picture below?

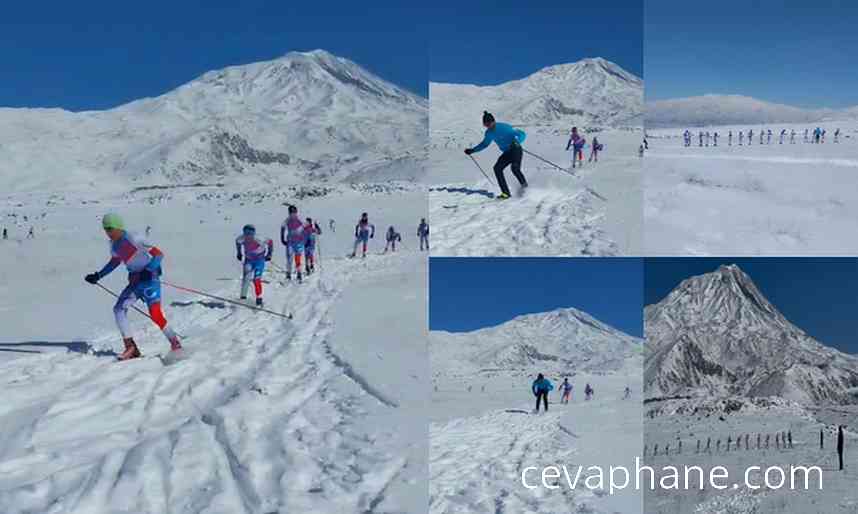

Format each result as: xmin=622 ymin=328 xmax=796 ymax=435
xmin=102 ymin=213 xmax=125 ymax=231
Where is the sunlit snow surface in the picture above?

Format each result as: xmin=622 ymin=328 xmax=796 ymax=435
xmin=645 ymin=124 xmax=858 ymax=255
xmin=0 ymin=186 xmax=429 ymax=514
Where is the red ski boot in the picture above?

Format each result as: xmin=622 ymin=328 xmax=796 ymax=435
xmin=118 ymin=338 xmax=141 ymax=361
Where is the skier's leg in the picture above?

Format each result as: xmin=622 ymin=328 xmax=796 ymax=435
xmin=535 ymin=394 xmax=541 ymax=412
xmin=252 ymin=261 xmax=264 ymax=298
xmin=493 ymin=152 xmax=513 ymax=196
xmin=240 ymin=262 xmax=251 ymax=298
xmin=138 ymin=280 xmax=180 ymax=349
xmin=285 ymin=246 xmax=294 ymax=274
xmin=509 ymin=145 xmax=527 ymax=186
xmin=542 ymin=392 xmax=548 ymax=411
xmin=113 ymin=285 xmax=137 ymax=340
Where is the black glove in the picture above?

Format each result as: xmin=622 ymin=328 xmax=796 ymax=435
xmin=265 ymin=255 xmax=272 ymax=262
xmin=139 ymin=269 xmax=154 ymax=282
xmin=85 ymin=272 xmax=100 ymax=284
xmin=236 ymin=253 xmax=243 ymax=262
xmin=464 ymin=148 xmax=474 ymax=155
xmin=370 ymin=234 xmax=374 ymax=239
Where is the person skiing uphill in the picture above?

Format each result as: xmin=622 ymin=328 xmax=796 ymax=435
xmin=280 ymin=205 xmax=306 ymax=282
xmin=790 ymin=129 xmax=796 ymax=144
xmin=728 ymin=130 xmax=733 ymax=146
xmin=303 ymin=217 xmax=322 ymax=275
xmin=351 ymin=212 xmax=375 ymax=258
xmin=532 ymin=373 xmax=554 ymax=413
xmin=417 ymin=218 xmax=430 ymax=251
xmin=835 ymin=128 xmax=841 ymax=143
xmin=464 ymin=111 xmax=528 ymax=199
xmin=384 ymin=226 xmax=402 ymax=253
xmin=567 ymin=126 xmax=587 ymax=168
xmin=739 ymin=130 xmax=744 ymax=145
xmin=84 ymin=213 xmax=182 ymax=360
xmin=589 ymin=136 xmax=602 ymax=162
xmin=713 ymin=132 xmax=719 ymax=147
xmin=560 ymin=378 xmax=573 ymax=404
xmin=235 ymin=224 xmax=273 ymax=307
xmin=584 ymin=383 xmax=594 ymax=400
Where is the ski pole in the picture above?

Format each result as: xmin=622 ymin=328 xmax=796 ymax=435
xmin=468 ymin=155 xmax=496 ymax=188
xmin=160 ymin=280 xmax=293 ymax=320
xmin=521 ymin=148 xmax=571 ymax=174
xmin=93 ymin=283 xmax=154 ymax=321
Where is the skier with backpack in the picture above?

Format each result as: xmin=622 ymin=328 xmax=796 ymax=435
xmin=567 ymin=127 xmax=587 ymax=168
xmin=280 ymin=205 xmax=306 ymax=282
xmin=417 ymin=218 xmax=430 ymax=251
xmin=351 ymin=212 xmax=375 ymax=258
xmin=384 ymin=226 xmax=402 ymax=253
xmin=303 ymin=217 xmax=322 ymax=275
xmin=464 ymin=111 xmax=528 ymax=200
xmin=532 ymin=373 xmax=554 ymax=413
xmin=235 ymin=224 xmax=273 ymax=307
xmin=584 ymin=383 xmax=594 ymax=400
xmin=84 ymin=213 xmax=183 ymax=361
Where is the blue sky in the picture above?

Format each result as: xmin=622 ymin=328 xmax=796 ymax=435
xmin=428 ymin=0 xmax=643 ymax=85
xmin=429 ymin=258 xmax=643 ymax=337
xmin=0 ymin=1 xmax=429 ymax=110
xmin=646 ymin=0 xmax=858 ymax=108
xmin=645 ymin=258 xmax=858 ymax=354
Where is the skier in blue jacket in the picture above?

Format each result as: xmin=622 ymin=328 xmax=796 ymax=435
xmin=464 ymin=111 xmax=528 ymax=200
xmin=532 ymin=373 xmax=554 ymax=413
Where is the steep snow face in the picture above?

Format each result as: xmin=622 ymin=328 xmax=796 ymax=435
xmin=0 ymin=50 xmax=428 ymax=192
xmin=430 ymin=308 xmax=642 ymax=378
xmin=646 ymin=94 xmax=858 ymax=128
xmin=430 ymin=58 xmax=643 ymax=130
xmin=645 ymin=265 xmax=858 ymax=404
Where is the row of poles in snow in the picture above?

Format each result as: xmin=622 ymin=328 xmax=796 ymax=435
xmin=645 ymin=431 xmax=794 ymax=458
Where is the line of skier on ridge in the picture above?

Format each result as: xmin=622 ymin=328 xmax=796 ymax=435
xmin=682 ymin=127 xmax=842 ymax=147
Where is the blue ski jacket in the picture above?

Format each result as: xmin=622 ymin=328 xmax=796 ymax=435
xmin=532 ymin=378 xmax=554 ymax=395
xmin=471 ymin=123 xmax=526 ymax=153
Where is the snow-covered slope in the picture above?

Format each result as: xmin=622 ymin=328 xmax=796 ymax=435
xmin=430 ymin=58 xmax=643 ymax=130
xmin=646 ymin=94 xmax=858 ymax=128
xmin=430 ymin=308 xmax=642 ymax=378
xmin=645 ymin=264 xmax=858 ymax=404
xmin=0 ymin=49 xmax=427 ymax=193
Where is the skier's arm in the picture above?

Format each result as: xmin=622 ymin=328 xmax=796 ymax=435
xmin=265 ymin=239 xmax=273 ymax=260
xmin=370 ymin=224 xmax=375 ymax=238
xmin=96 ymin=257 xmax=121 ymax=278
xmin=315 ymin=223 xmax=322 ymax=235
xmin=236 ymin=239 xmax=243 ymax=260
xmin=470 ymin=132 xmax=492 ymax=153
xmin=280 ymin=225 xmax=287 ymax=246
xmin=514 ymin=129 xmax=526 ymax=145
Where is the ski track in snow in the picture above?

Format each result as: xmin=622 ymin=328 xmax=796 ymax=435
xmin=429 ymin=184 xmax=616 ymax=257
xmin=0 ymin=251 xmax=418 ymax=514
xmin=429 ymin=409 xmax=579 ymax=514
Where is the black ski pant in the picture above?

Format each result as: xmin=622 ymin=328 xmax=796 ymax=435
xmin=493 ymin=145 xmax=527 ymax=196
xmin=535 ymin=390 xmax=548 ymax=412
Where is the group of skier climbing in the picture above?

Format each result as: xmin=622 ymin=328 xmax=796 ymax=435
xmin=682 ymin=127 xmax=842 ymax=147
xmin=84 ymin=210 xmax=430 ymax=361
xmin=531 ymin=374 xmax=629 ymax=413
xmin=464 ymin=111 xmax=606 ymax=199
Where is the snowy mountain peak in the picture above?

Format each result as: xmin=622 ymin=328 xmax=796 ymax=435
xmin=645 ymin=265 xmax=858 ymax=405
xmin=430 ymin=57 xmax=642 ymax=128
xmin=431 ymin=308 xmax=641 ymax=378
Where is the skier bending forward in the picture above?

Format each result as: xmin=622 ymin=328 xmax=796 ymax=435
xmin=85 ymin=213 xmax=183 ymax=360
xmin=464 ymin=111 xmax=528 ymax=200
xmin=384 ymin=226 xmax=402 ymax=253
xmin=235 ymin=224 xmax=273 ymax=307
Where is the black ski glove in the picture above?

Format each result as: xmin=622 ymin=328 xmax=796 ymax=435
xmin=464 ymin=148 xmax=474 ymax=155
xmin=236 ymin=253 xmax=243 ymax=262
xmin=265 ymin=255 xmax=272 ymax=262
xmin=85 ymin=272 xmax=100 ymax=284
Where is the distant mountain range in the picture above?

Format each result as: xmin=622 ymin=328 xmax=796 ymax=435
xmin=0 ymin=49 xmax=427 ymax=193
xmin=430 ymin=308 xmax=642 ymax=378
xmin=430 ymin=58 xmax=643 ymax=130
xmin=646 ymin=94 xmax=858 ymax=128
